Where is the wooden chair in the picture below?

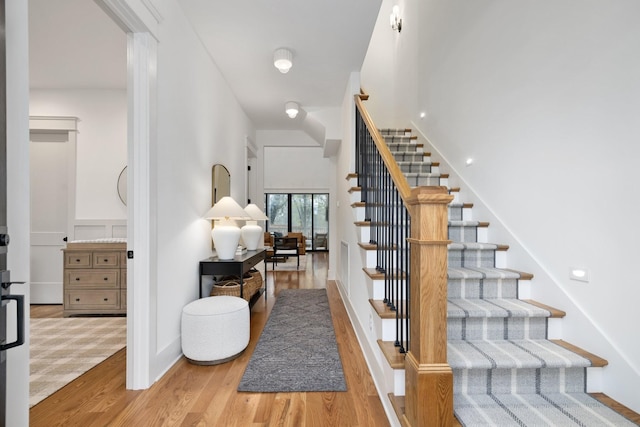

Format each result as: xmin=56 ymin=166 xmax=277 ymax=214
xmin=272 ymin=237 xmax=300 ymax=269
xmin=286 ymin=232 xmax=306 ymax=255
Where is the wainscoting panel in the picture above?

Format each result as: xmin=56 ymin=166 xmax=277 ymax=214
xmin=73 ymin=220 xmax=127 ymax=241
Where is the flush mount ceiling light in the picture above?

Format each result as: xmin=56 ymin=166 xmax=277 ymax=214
xmin=390 ymin=5 xmax=402 ymax=33
xmin=285 ymin=101 xmax=299 ymax=118
xmin=273 ymin=48 xmax=293 ymax=73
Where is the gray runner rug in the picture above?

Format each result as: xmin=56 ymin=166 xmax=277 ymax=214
xmin=238 ymin=288 xmax=347 ymax=392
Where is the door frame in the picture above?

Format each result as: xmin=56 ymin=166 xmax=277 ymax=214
xmin=96 ymin=0 xmax=160 ymax=390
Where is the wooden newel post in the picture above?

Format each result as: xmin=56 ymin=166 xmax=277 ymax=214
xmin=404 ymin=186 xmax=454 ymax=427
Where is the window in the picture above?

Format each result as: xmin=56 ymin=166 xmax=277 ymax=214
xmin=265 ymin=193 xmax=329 ymax=251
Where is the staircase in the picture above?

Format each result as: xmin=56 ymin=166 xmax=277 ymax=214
xmin=349 ymin=127 xmax=638 ymax=426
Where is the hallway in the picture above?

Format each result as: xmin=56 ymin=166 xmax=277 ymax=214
xmin=29 ymin=253 xmax=390 ymax=426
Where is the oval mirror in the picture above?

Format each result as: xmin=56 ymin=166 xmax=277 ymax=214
xmin=117 ymin=166 xmax=127 ymax=205
xmin=212 ymin=164 xmax=230 ymax=205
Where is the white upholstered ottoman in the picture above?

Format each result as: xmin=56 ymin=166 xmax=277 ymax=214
xmin=181 ymin=296 xmax=250 ymax=365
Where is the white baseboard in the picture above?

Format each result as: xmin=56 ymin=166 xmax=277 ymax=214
xmin=30 ymin=282 xmax=63 ymax=304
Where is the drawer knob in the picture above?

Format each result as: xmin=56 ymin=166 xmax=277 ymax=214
xmin=104 ymin=277 xmax=108 ymax=281
xmin=75 ymin=259 xmax=81 ymax=262
xmin=75 ymin=298 xmax=80 ymax=302
xmin=103 ymin=259 xmax=108 ymax=262
xmin=75 ymin=278 xmax=80 ymax=281
xmin=104 ymin=298 xmax=109 ymax=301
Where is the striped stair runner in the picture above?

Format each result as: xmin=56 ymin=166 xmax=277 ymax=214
xmin=377 ymin=128 xmax=637 ymax=426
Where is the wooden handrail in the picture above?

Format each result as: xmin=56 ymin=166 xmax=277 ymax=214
xmin=355 ymin=94 xmax=412 ymax=203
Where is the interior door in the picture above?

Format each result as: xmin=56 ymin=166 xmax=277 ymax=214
xmin=29 ymin=132 xmax=70 ymax=303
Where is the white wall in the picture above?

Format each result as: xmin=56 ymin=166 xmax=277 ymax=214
xmin=264 ymin=146 xmax=331 ymax=191
xmin=361 ymin=0 xmax=640 ymax=412
xmin=149 ymin=0 xmax=255 ymax=381
xmin=6 ymin=1 xmax=31 ymax=425
xmin=255 ymin=130 xmax=329 ymax=201
xmin=30 ymin=89 xmax=127 ymax=220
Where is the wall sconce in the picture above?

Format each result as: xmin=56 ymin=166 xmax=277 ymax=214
xmin=390 ymin=5 xmax=402 ymax=33
xmin=285 ymin=101 xmax=299 ymax=118
xmin=273 ymin=48 xmax=293 ymax=74
xmin=241 ymin=204 xmax=269 ymax=251
xmin=204 ymin=197 xmax=251 ymax=260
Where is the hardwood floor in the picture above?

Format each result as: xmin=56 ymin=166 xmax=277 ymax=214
xmin=29 ymin=253 xmax=391 ymax=426
xmin=29 ymin=252 xmax=640 ymax=426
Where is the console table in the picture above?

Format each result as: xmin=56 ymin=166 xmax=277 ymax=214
xmin=199 ymin=249 xmax=267 ymax=304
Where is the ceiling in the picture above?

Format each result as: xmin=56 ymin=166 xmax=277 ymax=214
xmin=29 ymin=0 xmax=382 ymax=130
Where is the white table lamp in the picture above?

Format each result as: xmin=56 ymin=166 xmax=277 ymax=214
xmin=241 ymin=203 xmax=269 ymax=250
xmin=204 ymin=197 xmax=251 ymax=260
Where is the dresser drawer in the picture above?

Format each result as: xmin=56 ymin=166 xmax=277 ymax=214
xmin=65 ymin=289 xmax=120 ymax=309
xmin=94 ymin=252 xmax=120 ymax=268
xmin=120 ymin=290 xmax=127 ymax=310
xmin=65 ymin=252 xmax=92 ymax=268
xmin=66 ymin=269 xmax=119 ymax=289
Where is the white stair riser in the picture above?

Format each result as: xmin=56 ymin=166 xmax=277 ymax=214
xmin=586 ymin=367 xmax=603 ymax=393
xmin=380 ymin=317 xmax=399 ymax=341
xmin=477 ymin=227 xmax=488 ymax=243
xmin=547 ymin=318 xmax=562 ymax=340
xmin=380 ymin=356 xmax=406 ymax=397
xmin=518 ymin=279 xmax=532 ymax=299
xmin=365 ymin=250 xmax=376 ymax=269
xmin=462 ymin=207 xmax=473 ymax=221
xmin=359 ymin=226 xmax=370 ymax=243
xmin=371 ymin=278 xmax=385 ymax=300
xmin=350 ymin=190 xmax=361 ymax=205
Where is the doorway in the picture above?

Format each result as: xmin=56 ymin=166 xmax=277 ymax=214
xmin=265 ymin=193 xmax=329 ymax=252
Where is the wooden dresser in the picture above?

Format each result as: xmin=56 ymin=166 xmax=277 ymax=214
xmin=63 ymin=241 xmax=127 ymax=317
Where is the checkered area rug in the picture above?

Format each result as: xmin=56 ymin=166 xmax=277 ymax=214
xmin=30 ymin=317 xmax=126 ymax=407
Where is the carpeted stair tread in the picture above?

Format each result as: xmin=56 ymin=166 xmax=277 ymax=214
xmin=383 ymin=137 xmax=417 ymax=145
xmin=449 ymin=220 xmax=489 ymax=227
xmin=523 ymin=299 xmax=566 ymax=318
xmin=379 ymin=128 xmax=411 ymax=135
xmin=449 ymin=242 xmax=506 ymax=251
xmin=386 ymin=142 xmax=423 ymax=152
xmin=392 ymin=152 xmax=431 ymax=162
xmin=404 ymin=172 xmax=447 ymax=178
xmin=454 ymin=392 xmax=638 ymax=426
xmin=551 ymin=339 xmax=609 ymax=368
xmin=448 ymin=298 xmax=550 ymax=318
xmin=448 ymin=339 xmax=591 ymax=370
xmin=448 ymin=266 xmax=521 ymax=280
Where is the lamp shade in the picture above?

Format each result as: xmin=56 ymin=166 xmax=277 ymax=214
xmin=243 ymin=204 xmax=269 ymax=221
xmin=204 ymin=197 xmax=250 ymax=260
xmin=204 ymin=196 xmax=251 ymax=220
xmin=241 ymin=204 xmax=269 ymax=250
